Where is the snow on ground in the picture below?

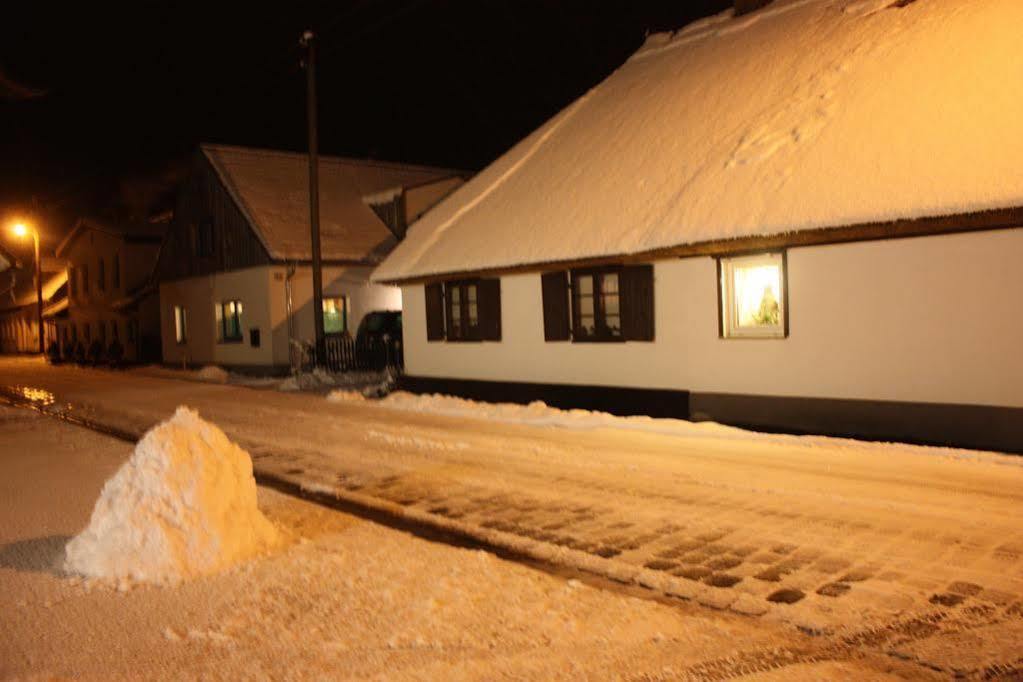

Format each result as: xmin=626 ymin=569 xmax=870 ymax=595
xmin=331 ymin=389 xmax=1018 ymax=464
xmin=64 ymin=407 xmax=279 ymax=584
xmin=0 ymin=405 xmax=919 ymax=680
xmin=3 ymin=357 xmax=1023 ymax=677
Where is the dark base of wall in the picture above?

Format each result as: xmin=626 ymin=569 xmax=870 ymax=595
xmin=691 ymin=393 xmax=1023 ymax=455
xmin=397 ymin=375 xmax=690 ymax=419
xmin=397 ymin=375 xmax=1022 ymax=455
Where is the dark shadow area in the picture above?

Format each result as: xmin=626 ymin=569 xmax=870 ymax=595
xmin=0 ymin=535 xmax=71 ymax=575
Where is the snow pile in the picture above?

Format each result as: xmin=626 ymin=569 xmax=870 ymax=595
xmin=363 ymin=391 xmax=1006 ymax=461
xmin=64 ymin=406 xmax=279 ymax=584
xmin=326 ymin=390 xmax=366 ymax=404
xmin=283 ymin=368 xmax=396 ymax=395
xmin=195 ymin=365 xmax=230 ymax=383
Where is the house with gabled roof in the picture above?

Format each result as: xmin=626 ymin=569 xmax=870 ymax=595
xmin=372 ymin=0 xmax=1023 ymax=453
xmin=55 ymin=216 xmax=167 ymax=363
xmin=155 ymin=144 xmax=465 ymax=371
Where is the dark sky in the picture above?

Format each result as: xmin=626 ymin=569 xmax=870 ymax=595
xmin=1 ymin=1 xmax=730 ymax=256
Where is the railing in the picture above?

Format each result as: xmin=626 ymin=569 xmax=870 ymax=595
xmin=324 ymin=332 xmax=403 ymax=374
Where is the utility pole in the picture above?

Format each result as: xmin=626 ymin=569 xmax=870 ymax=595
xmin=33 ymin=226 xmax=42 ymax=354
xmin=301 ymin=29 xmax=326 ymax=366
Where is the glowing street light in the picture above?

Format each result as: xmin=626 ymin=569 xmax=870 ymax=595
xmin=9 ymin=220 xmax=44 ymax=354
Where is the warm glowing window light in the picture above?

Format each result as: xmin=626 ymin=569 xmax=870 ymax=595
xmin=720 ymin=253 xmax=786 ymax=338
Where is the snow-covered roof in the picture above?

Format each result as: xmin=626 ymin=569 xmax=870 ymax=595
xmin=56 ymin=217 xmax=166 ymax=258
xmin=201 ymin=145 xmax=463 ymax=263
xmin=0 ymin=270 xmax=68 ymax=313
xmin=374 ymin=0 xmax=1023 ymax=282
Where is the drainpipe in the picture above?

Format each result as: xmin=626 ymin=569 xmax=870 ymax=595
xmin=285 ymin=263 xmax=297 ymax=373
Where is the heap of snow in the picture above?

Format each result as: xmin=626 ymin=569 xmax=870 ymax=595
xmin=374 ymin=0 xmax=1023 ymax=281
xmin=64 ymin=407 xmax=279 ymax=584
xmin=195 ymin=365 xmax=230 ymax=383
xmin=331 ymin=390 xmax=1014 ymax=462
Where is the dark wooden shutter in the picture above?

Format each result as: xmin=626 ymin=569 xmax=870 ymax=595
xmin=621 ymin=265 xmax=654 ymax=341
xmin=541 ymin=271 xmax=570 ymax=341
xmin=424 ymin=283 xmax=445 ymax=341
xmin=478 ymin=278 xmax=502 ymax=341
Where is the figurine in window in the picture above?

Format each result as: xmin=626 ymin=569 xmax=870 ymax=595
xmin=753 ymin=285 xmax=780 ymax=325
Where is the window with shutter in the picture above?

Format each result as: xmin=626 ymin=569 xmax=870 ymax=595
xmin=435 ymin=278 xmax=501 ymax=342
xmin=541 ymin=271 xmax=570 ymax=341
xmin=424 ymin=283 xmax=445 ymax=341
xmin=570 ymin=265 xmax=654 ymax=342
xmin=571 ymin=267 xmax=624 ymax=342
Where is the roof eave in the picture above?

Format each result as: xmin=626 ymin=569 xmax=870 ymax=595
xmin=374 ymin=205 xmax=1023 ymax=286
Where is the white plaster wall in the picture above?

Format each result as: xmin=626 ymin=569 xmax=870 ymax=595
xmin=403 ymin=229 xmax=1023 ymax=408
xmin=271 ymin=265 xmax=402 ymax=364
xmin=159 ymin=266 xmax=275 ymax=367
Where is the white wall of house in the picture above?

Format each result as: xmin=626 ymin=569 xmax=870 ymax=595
xmin=161 ymin=264 xmax=401 ymax=369
xmin=402 ymin=228 xmax=1023 ymax=409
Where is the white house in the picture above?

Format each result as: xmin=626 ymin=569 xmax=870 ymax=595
xmin=156 ymin=144 xmax=465 ymax=372
xmin=372 ymin=0 xmax=1023 ymax=453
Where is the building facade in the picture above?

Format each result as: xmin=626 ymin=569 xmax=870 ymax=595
xmin=156 ymin=145 xmax=464 ymax=371
xmin=374 ymin=0 xmax=1023 ymax=453
xmin=55 ymin=217 xmax=164 ymax=363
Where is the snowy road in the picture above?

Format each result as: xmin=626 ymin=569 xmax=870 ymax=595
xmin=2 ymin=357 xmax=1022 ymax=677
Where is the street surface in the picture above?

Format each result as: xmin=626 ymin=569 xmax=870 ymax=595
xmin=2 ymin=356 xmax=1022 ymax=678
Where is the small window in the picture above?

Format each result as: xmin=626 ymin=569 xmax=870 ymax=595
xmin=719 ymin=252 xmax=787 ymax=339
xmin=446 ymin=281 xmax=479 ymax=341
xmin=323 ymin=296 xmax=349 ymax=334
xmin=97 ymin=258 xmax=105 ymax=292
xmin=174 ymin=306 xmax=187 ymax=344
xmin=113 ymin=253 xmax=120 ymax=289
xmin=216 ymin=300 xmax=243 ymax=342
xmin=434 ymin=279 xmax=500 ymax=342
xmin=571 ymin=269 xmax=623 ymax=341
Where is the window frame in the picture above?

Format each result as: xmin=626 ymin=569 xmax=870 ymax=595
xmin=444 ymin=279 xmax=483 ymax=342
xmin=717 ymin=251 xmax=789 ymax=340
xmin=322 ymin=296 xmax=350 ymax=335
xmin=216 ymin=300 xmax=244 ymax=343
xmin=570 ymin=266 xmax=625 ymax=343
xmin=173 ymin=306 xmax=187 ymax=345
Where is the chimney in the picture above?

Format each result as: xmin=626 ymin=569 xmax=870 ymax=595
xmin=734 ymin=0 xmax=773 ymax=17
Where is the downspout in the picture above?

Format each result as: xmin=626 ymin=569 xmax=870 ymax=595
xmin=285 ymin=262 xmax=297 ymax=374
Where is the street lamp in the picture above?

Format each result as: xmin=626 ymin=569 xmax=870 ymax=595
xmin=10 ymin=221 xmax=44 ymax=354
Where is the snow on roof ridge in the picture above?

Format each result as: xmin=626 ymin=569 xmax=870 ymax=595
xmin=631 ymin=0 xmax=821 ymax=63
xmin=199 ymin=143 xmax=464 ymax=177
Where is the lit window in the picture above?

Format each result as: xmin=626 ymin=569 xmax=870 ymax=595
xmin=323 ymin=296 xmax=349 ymax=334
xmin=174 ymin=306 xmax=187 ymax=344
xmin=572 ymin=268 xmax=623 ymax=341
xmin=720 ymin=252 xmax=786 ymax=338
xmin=216 ymin=300 xmax=243 ymax=342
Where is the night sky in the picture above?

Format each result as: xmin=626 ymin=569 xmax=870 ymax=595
xmin=1 ymin=1 xmax=730 ymax=257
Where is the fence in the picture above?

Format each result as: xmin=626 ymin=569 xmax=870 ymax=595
xmin=324 ymin=332 xmax=403 ymax=374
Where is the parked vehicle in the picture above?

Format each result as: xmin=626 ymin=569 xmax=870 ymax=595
xmin=355 ymin=310 xmax=403 ymax=371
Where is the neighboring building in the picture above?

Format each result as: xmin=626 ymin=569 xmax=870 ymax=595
xmin=55 ymin=217 xmax=165 ymax=363
xmin=155 ymin=144 xmax=465 ymax=372
xmin=372 ymin=0 xmax=1023 ymax=453
xmin=0 ymin=267 xmax=67 ymax=354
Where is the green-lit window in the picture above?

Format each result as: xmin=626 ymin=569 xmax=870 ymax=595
xmin=216 ymin=300 xmax=243 ymax=342
xmin=323 ymin=296 xmax=349 ymax=334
